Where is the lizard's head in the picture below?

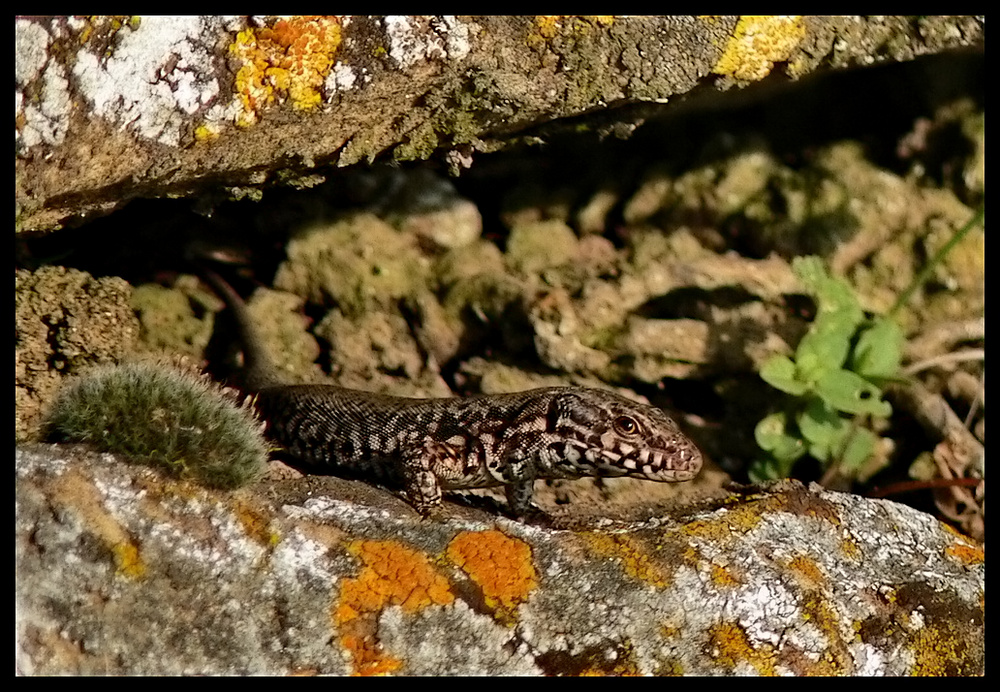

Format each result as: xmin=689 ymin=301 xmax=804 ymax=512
xmin=544 ymin=388 xmax=702 ymax=482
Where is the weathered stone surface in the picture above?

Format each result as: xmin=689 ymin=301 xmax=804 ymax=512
xmin=15 ymin=266 xmax=139 ymax=442
xmin=16 ymin=16 xmax=984 ymax=232
xmin=16 ymin=445 xmax=984 ymax=675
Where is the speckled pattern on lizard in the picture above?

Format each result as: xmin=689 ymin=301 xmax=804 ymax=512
xmin=198 ymin=263 xmax=702 ymax=518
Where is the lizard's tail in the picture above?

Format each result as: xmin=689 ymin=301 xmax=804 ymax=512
xmin=189 ymin=249 xmax=282 ymax=391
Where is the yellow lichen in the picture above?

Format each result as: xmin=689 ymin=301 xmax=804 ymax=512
xmin=48 ymin=468 xmax=147 ymax=581
xmin=711 ymin=16 xmax=805 ymax=81
xmin=787 ymin=554 xmax=825 ymax=588
xmin=111 ymin=540 xmax=147 ymax=580
xmin=77 ymin=15 xmax=136 ymax=47
xmin=530 ymin=15 xmax=613 ymax=47
xmin=796 ymin=596 xmax=853 ymax=674
xmin=710 ymin=562 xmax=742 ymax=588
xmin=535 ymin=15 xmax=562 ymax=40
xmin=708 ymin=621 xmax=778 ymax=676
xmin=333 ymin=539 xmax=453 ymax=675
xmin=911 ymin=624 xmax=976 ymax=676
xmin=683 ymin=502 xmax=766 ymax=543
xmin=446 ymin=530 xmax=537 ymax=623
xmin=582 ymin=533 xmax=669 ymax=588
xmin=229 ymin=16 xmax=342 ymax=127
xmin=839 ymin=535 xmax=862 ymax=561
xmin=193 ymin=123 xmax=220 ymax=143
xmin=232 ymin=496 xmax=279 ymax=548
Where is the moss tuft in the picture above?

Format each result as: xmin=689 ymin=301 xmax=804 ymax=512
xmin=44 ymin=362 xmax=268 ymax=489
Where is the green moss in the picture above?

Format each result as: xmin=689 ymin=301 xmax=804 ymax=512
xmin=44 ymin=362 xmax=268 ymax=489
xmin=443 ymin=272 xmax=524 ymax=326
xmin=274 ymin=212 xmax=430 ymax=317
xmin=393 ymin=120 xmax=441 ymax=162
xmin=132 ymin=282 xmax=214 ymax=358
xmin=505 ymin=220 xmax=579 ymax=275
xmin=436 ymin=240 xmax=506 ymax=288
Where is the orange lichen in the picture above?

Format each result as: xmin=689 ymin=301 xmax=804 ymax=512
xmin=232 ymin=496 xmax=279 ymax=548
xmin=446 ymin=530 xmax=537 ymax=623
xmin=944 ymin=539 xmax=984 ymax=566
xmin=337 ymin=539 xmax=454 ymax=620
xmin=333 ymin=539 xmax=453 ymax=675
xmin=229 ymin=16 xmax=342 ymax=127
xmin=582 ymin=533 xmax=669 ymax=588
xmin=711 ymin=16 xmax=805 ymax=81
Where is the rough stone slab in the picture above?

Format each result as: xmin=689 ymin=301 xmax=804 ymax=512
xmin=15 ymin=15 xmax=984 ymax=232
xmin=16 ymin=445 xmax=984 ymax=675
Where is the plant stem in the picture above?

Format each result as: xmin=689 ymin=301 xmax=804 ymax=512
xmin=888 ymin=204 xmax=984 ymax=318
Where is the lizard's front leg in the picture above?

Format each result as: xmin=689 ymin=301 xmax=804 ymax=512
xmin=504 ymin=480 xmax=536 ymax=517
xmin=399 ymin=439 xmax=465 ymax=516
xmin=399 ymin=455 xmax=442 ymax=516
xmin=499 ymin=450 xmax=540 ymax=518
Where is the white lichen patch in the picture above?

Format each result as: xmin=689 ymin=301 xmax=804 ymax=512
xmin=70 ymin=16 xmax=229 ymax=147
xmin=286 ymin=494 xmax=394 ymax=525
xmin=270 ymin=527 xmax=336 ymax=585
xmin=16 ymin=20 xmax=73 ymax=149
xmin=436 ymin=16 xmax=474 ymax=62
xmin=326 ymin=63 xmax=357 ymax=94
xmin=384 ymin=15 xmax=472 ymax=70
xmin=379 ymin=600 xmax=541 ymax=675
xmin=15 ymin=19 xmax=51 ymax=85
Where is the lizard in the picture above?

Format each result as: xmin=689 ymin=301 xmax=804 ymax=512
xmin=197 ymin=260 xmax=703 ymax=519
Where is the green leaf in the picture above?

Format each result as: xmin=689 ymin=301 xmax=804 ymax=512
xmin=791 ymin=256 xmax=828 ymax=293
xmin=837 ymin=427 xmax=877 ymax=473
xmin=815 ymin=369 xmax=892 ymax=417
xmin=851 ymin=318 xmax=904 ymax=379
xmin=795 ymin=319 xmax=852 ymax=382
xmin=754 ymin=413 xmax=807 ymax=462
xmin=760 ymin=355 xmax=808 ymax=395
xmin=797 ymin=398 xmax=847 ymax=462
xmin=754 ymin=412 xmax=787 ymax=451
xmin=792 ymin=256 xmax=864 ymax=326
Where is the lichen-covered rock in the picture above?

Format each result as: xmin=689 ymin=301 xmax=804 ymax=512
xmin=15 ymin=447 xmax=984 ymax=675
xmin=16 ymin=16 xmax=984 ymax=233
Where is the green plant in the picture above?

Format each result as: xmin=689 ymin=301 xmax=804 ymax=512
xmin=44 ymin=361 xmax=269 ymax=489
xmin=752 ymin=256 xmax=903 ymax=481
xmin=753 ymin=204 xmax=983 ymax=482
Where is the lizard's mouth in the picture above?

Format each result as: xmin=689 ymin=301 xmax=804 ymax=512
xmin=607 ymin=446 xmax=703 ymax=483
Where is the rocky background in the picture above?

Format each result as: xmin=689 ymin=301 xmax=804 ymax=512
xmin=16 ymin=16 xmax=984 ymax=675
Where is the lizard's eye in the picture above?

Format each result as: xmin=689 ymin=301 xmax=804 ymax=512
xmin=613 ymin=416 xmax=640 ymax=436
